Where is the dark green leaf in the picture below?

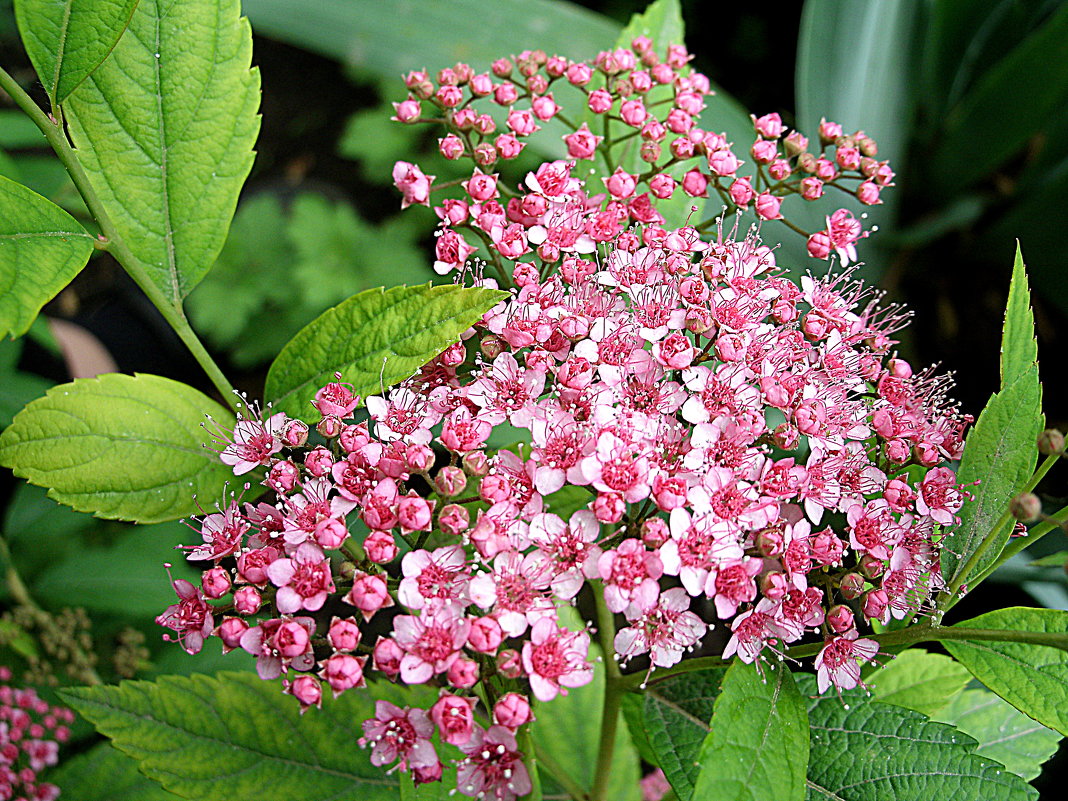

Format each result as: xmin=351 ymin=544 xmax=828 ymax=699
xmin=61 ymin=672 xmax=403 ymax=801
xmin=65 ymin=0 xmax=260 ymax=304
xmin=264 ymin=284 xmax=505 ymax=419
xmin=943 ymin=607 xmax=1068 ymax=736
xmin=15 ymin=0 xmax=139 ymax=104
xmin=242 ymin=0 xmax=619 ymax=76
xmin=935 ymin=688 xmax=1061 ymax=781
xmin=939 ymin=366 xmax=1042 ymax=588
xmin=0 ymin=373 xmax=235 ymax=523
xmin=1001 ymin=243 xmax=1038 ymax=390
xmin=803 ymin=675 xmax=1036 ymax=801
xmin=642 ymin=668 xmax=724 ymax=800
xmin=0 ymin=337 xmax=51 ymax=428
xmin=0 ymin=174 xmax=94 ymax=338
xmin=692 ymin=661 xmax=808 ymax=801
xmin=871 ymin=648 xmax=972 ymax=717
xmin=45 ymin=741 xmax=181 ymax=801
xmin=1029 ymin=551 xmax=1068 ymax=568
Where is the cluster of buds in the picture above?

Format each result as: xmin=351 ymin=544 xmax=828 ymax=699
xmin=161 ymin=38 xmax=962 ymax=800
xmin=391 ymin=37 xmax=894 ymax=282
xmin=0 ymin=667 xmax=72 ymax=801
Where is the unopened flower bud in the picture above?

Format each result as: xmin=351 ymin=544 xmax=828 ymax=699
xmin=839 ymin=572 xmax=865 ymax=600
xmin=304 ymin=445 xmax=334 ymax=477
xmin=319 ymin=653 xmax=367 ymax=695
xmin=399 ymin=494 xmax=434 ymax=532
xmin=862 ymin=588 xmax=889 ymax=623
xmin=432 ymin=694 xmax=476 ymax=746
xmin=468 ymin=616 xmax=504 ymax=653
xmin=201 ymin=566 xmax=231 ymax=599
xmin=316 ymin=415 xmax=343 ymax=439
xmin=756 ymin=527 xmax=785 ymax=558
xmin=827 ymin=604 xmax=855 ymax=634
xmin=435 ymin=465 xmax=467 ymax=497
xmin=857 ymin=136 xmax=878 ymax=157
xmin=282 ymin=420 xmax=309 ymax=448
xmin=364 ymin=530 xmax=399 ymax=564
xmin=491 ymin=58 xmax=512 ymax=77
xmin=217 ymin=617 xmax=248 ymax=652
xmin=642 ymin=517 xmax=670 ymax=548
xmin=1038 ymin=428 xmax=1065 ymax=455
xmin=286 ymin=675 xmax=322 ymax=711
xmin=640 ymin=140 xmax=661 ymax=163
xmin=494 ymin=693 xmax=533 ymax=729
xmin=473 ymin=142 xmax=497 ymax=167
xmin=439 ymin=504 xmax=471 ymax=537
xmin=327 ymin=617 xmax=362 ymax=652
xmin=233 ymin=586 xmax=261 ymax=615
xmin=406 ymin=444 xmax=435 ymax=473
xmin=593 ymin=492 xmax=625 ymax=523
xmin=439 ymin=134 xmax=464 ymax=160
xmin=345 ymin=572 xmax=393 ymax=620
xmin=496 ymin=649 xmax=522 ymax=679
xmin=773 ymin=423 xmax=800 ymax=450
xmin=480 ymin=335 xmax=505 ymax=359
xmin=373 ymin=637 xmax=403 ymax=677
xmin=462 ymin=450 xmax=489 ymax=477
xmin=480 ymin=474 xmax=511 ymax=505
xmin=447 ymin=656 xmax=480 ymax=688
xmin=267 ymin=459 xmax=299 ymax=493
xmin=768 ymin=157 xmax=791 ymax=180
xmin=760 ymin=571 xmax=789 ymax=601
xmin=1010 ymin=492 xmax=1042 ymax=523
xmin=818 ymin=118 xmax=843 ymax=145
xmin=859 ymin=554 xmax=885 ymax=579
xmin=797 ymin=152 xmax=817 ymax=174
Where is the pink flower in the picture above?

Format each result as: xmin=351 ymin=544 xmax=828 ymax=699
xmin=431 ymin=693 xmax=477 ymax=746
xmin=814 ymin=631 xmax=879 ymax=693
xmin=520 ymin=617 xmax=593 ymax=701
xmin=392 ymin=161 xmax=434 ymax=209
xmin=392 ymin=601 xmax=471 ymax=683
xmin=156 ymin=578 xmax=213 ymax=655
xmin=266 ymin=542 xmax=335 ymax=613
xmin=219 ymin=413 xmax=285 ymax=475
xmin=456 ymin=726 xmax=532 ymax=801
xmin=360 ymin=701 xmax=437 ymax=772
xmin=398 ymin=545 xmax=471 ymax=610
xmin=615 ymin=587 xmax=706 ymax=668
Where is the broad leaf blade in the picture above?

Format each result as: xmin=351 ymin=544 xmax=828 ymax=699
xmin=15 ymin=0 xmax=139 ymax=104
xmin=64 ymin=0 xmax=260 ymax=304
xmin=692 ymin=661 xmax=808 ymax=801
xmin=1001 ymin=243 xmax=1038 ymax=390
xmin=871 ymin=648 xmax=972 ymax=717
xmin=0 ymin=373 xmax=234 ymax=523
xmin=45 ymin=741 xmax=181 ymax=801
xmin=935 ymin=688 xmax=1061 ymax=781
xmin=0 ymin=174 xmax=94 ymax=338
xmin=642 ymin=668 xmax=725 ymax=800
xmin=61 ymin=672 xmax=401 ymax=801
xmin=943 ymin=607 xmax=1068 ymax=737
xmin=264 ymin=284 xmax=506 ymax=419
xmin=940 ymin=366 xmax=1042 ymax=588
xmin=803 ymin=676 xmax=1036 ymax=801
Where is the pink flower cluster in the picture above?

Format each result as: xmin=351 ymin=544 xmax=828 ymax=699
xmin=391 ymin=38 xmax=893 ymax=275
xmin=160 ymin=37 xmax=960 ymax=800
xmin=0 ymin=667 xmax=72 ymax=801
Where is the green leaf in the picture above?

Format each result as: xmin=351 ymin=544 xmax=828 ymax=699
xmin=617 ymin=0 xmax=683 ymax=47
xmin=1001 ymin=243 xmax=1038 ymax=390
xmin=802 ymin=675 xmax=1037 ymax=801
xmin=64 ymin=0 xmax=260 ymax=304
xmin=242 ymin=0 xmax=619 ymax=76
xmin=935 ymin=688 xmax=1061 ymax=781
xmin=0 ymin=338 xmax=51 ymax=428
xmin=929 ymin=3 xmax=1068 ymax=194
xmin=532 ymin=605 xmax=640 ymax=801
xmin=15 ymin=0 xmax=139 ymax=104
xmin=939 ymin=366 xmax=1043 ymax=588
xmin=0 ymin=174 xmax=94 ymax=338
xmin=943 ymin=607 xmax=1068 ymax=736
xmin=45 ymin=741 xmax=181 ymax=801
xmin=31 ymin=519 xmax=197 ymax=614
xmin=264 ymin=284 xmax=506 ymax=419
xmin=871 ymin=648 xmax=973 ymax=717
xmin=0 ymin=373 xmax=235 ymax=523
xmin=1029 ymin=551 xmax=1068 ymax=568
xmin=642 ymin=668 xmax=725 ymax=800
xmin=692 ymin=661 xmax=808 ymax=801
xmin=60 ymin=672 xmax=402 ymax=801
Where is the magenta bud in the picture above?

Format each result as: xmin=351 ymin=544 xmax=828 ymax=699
xmin=316 ymin=414 xmax=343 ymax=439
xmin=447 ymin=656 xmax=480 ymax=688
xmin=839 ymin=572 xmax=865 ymax=600
xmin=233 ymin=585 xmax=262 ymax=615
xmin=468 ymin=616 xmax=504 ymax=653
xmin=282 ymin=420 xmax=309 ymax=448
xmin=217 ymin=617 xmax=248 ymax=652
xmin=641 ymin=517 xmax=670 ymax=548
xmin=286 ymin=675 xmax=322 ymax=711
xmin=859 ymin=554 xmax=885 ymax=579
xmin=1038 ymin=428 xmax=1065 ymax=456
xmin=405 ymin=444 xmax=435 ymax=473
xmin=373 ymin=637 xmax=403 ymax=677
xmin=827 ymin=604 xmax=855 ymax=634
xmin=364 ymin=530 xmax=399 ymax=564
xmin=494 ymin=692 xmax=533 ymax=729
xmin=496 ymin=649 xmax=522 ymax=679
xmin=201 ymin=566 xmax=231 ymax=599
xmin=319 ymin=653 xmax=367 ymax=696
xmin=327 ymin=616 xmax=362 ymax=652
xmin=435 ymin=465 xmax=468 ymax=497
xmin=439 ymin=503 xmax=471 ymax=537
xmin=593 ymin=492 xmax=625 ymax=524
xmin=756 ymin=527 xmax=785 ymax=558
xmin=304 ymin=445 xmax=334 ymax=477
xmin=267 ymin=459 xmax=299 ymax=493
xmin=462 ymin=450 xmax=489 ymax=477
xmin=431 ymin=694 xmax=476 ymax=745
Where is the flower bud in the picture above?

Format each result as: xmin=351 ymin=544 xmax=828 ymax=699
xmin=432 ymin=694 xmax=476 ymax=746
xmin=435 ymin=465 xmax=468 ymax=497
xmin=862 ymin=589 xmax=889 ymax=623
xmin=480 ymin=335 xmax=505 ymax=360
xmin=473 ymin=142 xmax=497 ymax=167
xmin=494 ymin=693 xmax=534 ymax=729
xmin=1010 ymin=492 xmax=1042 ymax=523
xmin=217 ymin=617 xmax=248 ymax=652
xmin=783 ymin=131 xmax=808 ymax=157
xmin=773 ymin=423 xmax=800 ymax=450
xmin=282 ymin=420 xmax=309 ymax=448
xmin=319 ymin=653 xmax=367 ymax=696
xmin=439 ymin=504 xmax=471 ymax=537
xmin=406 ymin=444 xmax=435 ymax=473
xmin=642 ymin=517 xmax=670 ymax=548
xmin=756 ymin=527 xmax=785 ymax=558
xmin=496 ymin=649 xmax=522 ymax=679
xmin=316 ymin=414 xmax=343 ymax=439
xmin=327 ymin=617 xmax=362 ymax=652
xmin=859 ymin=554 xmax=885 ymax=579
xmin=593 ymin=492 xmax=625 ymax=524
xmin=839 ymin=572 xmax=865 ymax=600
xmin=1038 ymin=428 xmax=1065 ymax=455
xmin=345 ymin=572 xmax=393 ymax=620
xmin=304 ymin=445 xmax=334 ymax=477
xmin=267 ymin=459 xmax=299 ymax=493
xmin=233 ymin=586 xmax=262 ymax=615
xmin=373 ymin=637 xmax=403 ymax=677
xmin=447 ymin=656 xmax=480 ymax=688
xmin=439 ymin=134 xmax=464 ymax=160
xmin=414 ymin=762 xmax=444 ymax=786
xmin=364 ymin=530 xmax=399 ymax=564
xmin=274 ymin=620 xmax=311 ymax=658
xmin=286 ymin=675 xmax=322 ymax=711
xmin=201 ymin=566 xmax=232 ymax=599
xmin=462 ymin=450 xmax=489 ymax=477
xmin=468 ymin=616 xmax=504 ymax=653
xmin=760 ymin=571 xmax=789 ymax=601
xmin=827 ymin=604 xmax=855 ymax=634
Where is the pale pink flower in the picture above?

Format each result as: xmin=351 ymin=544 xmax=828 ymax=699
xmin=521 ymin=617 xmax=593 ymax=701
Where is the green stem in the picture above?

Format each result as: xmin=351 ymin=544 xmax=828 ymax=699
xmin=965 ymin=500 xmax=1068 ymax=596
xmin=589 ymin=582 xmax=621 ymax=801
xmin=0 ymin=66 xmax=240 ymax=414
xmin=517 ymin=724 xmax=544 ymax=801
xmin=619 ymin=623 xmax=1068 ymax=691
xmin=533 ymin=742 xmax=585 ymax=801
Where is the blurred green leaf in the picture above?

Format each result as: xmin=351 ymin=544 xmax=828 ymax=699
xmin=242 ymin=0 xmax=620 ymax=76
xmin=0 ymin=373 xmax=236 ymax=523
xmin=264 ymin=283 xmax=505 ymax=419
xmin=15 ymin=0 xmax=139 ymax=104
xmin=65 ymin=0 xmax=260 ymax=303
xmin=944 ymin=607 xmax=1068 ymax=737
xmin=692 ymin=661 xmax=808 ymax=801
xmin=0 ymin=109 xmax=46 ymax=149
xmin=929 ymin=3 xmax=1068 ymax=194
xmin=0 ymin=174 xmax=94 ymax=338
xmin=0 ymin=337 xmax=51 ymax=429
xmin=1030 ymin=552 xmax=1068 ymax=568
xmin=936 ymin=687 xmax=1062 ymax=781
xmin=871 ymin=648 xmax=973 ymax=717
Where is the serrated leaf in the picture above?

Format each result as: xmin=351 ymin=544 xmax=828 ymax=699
xmin=264 ymin=284 xmax=505 ymax=419
xmin=802 ymin=675 xmax=1036 ymax=801
xmin=64 ymin=0 xmax=260 ymax=304
xmin=0 ymin=373 xmax=235 ymax=523
xmin=943 ymin=607 xmax=1068 ymax=737
xmin=617 ymin=0 xmax=683 ymax=47
xmin=1001 ymin=243 xmax=1038 ymax=390
xmin=60 ymin=672 xmax=401 ymax=801
xmin=940 ymin=366 xmax=1042 ymax=588
xmin=0 ymin=174 xmax=94 ymax=338
xmin=935 ymin=688 xmax=1061 ymax=781
xmin=15 ymin=0 xmax=139 ymax=104
xmin=871 ymin=648 xmax=973 ymax=717
xmin=44 ymin=741 xmax=181 ymax=801
xmin=532 ymin=605 xmax=640 ymax=801
xmin=692 ymin=661 xmax=808 ymax=801
xmin=642 ymin=668 xmax=725 ymax=800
